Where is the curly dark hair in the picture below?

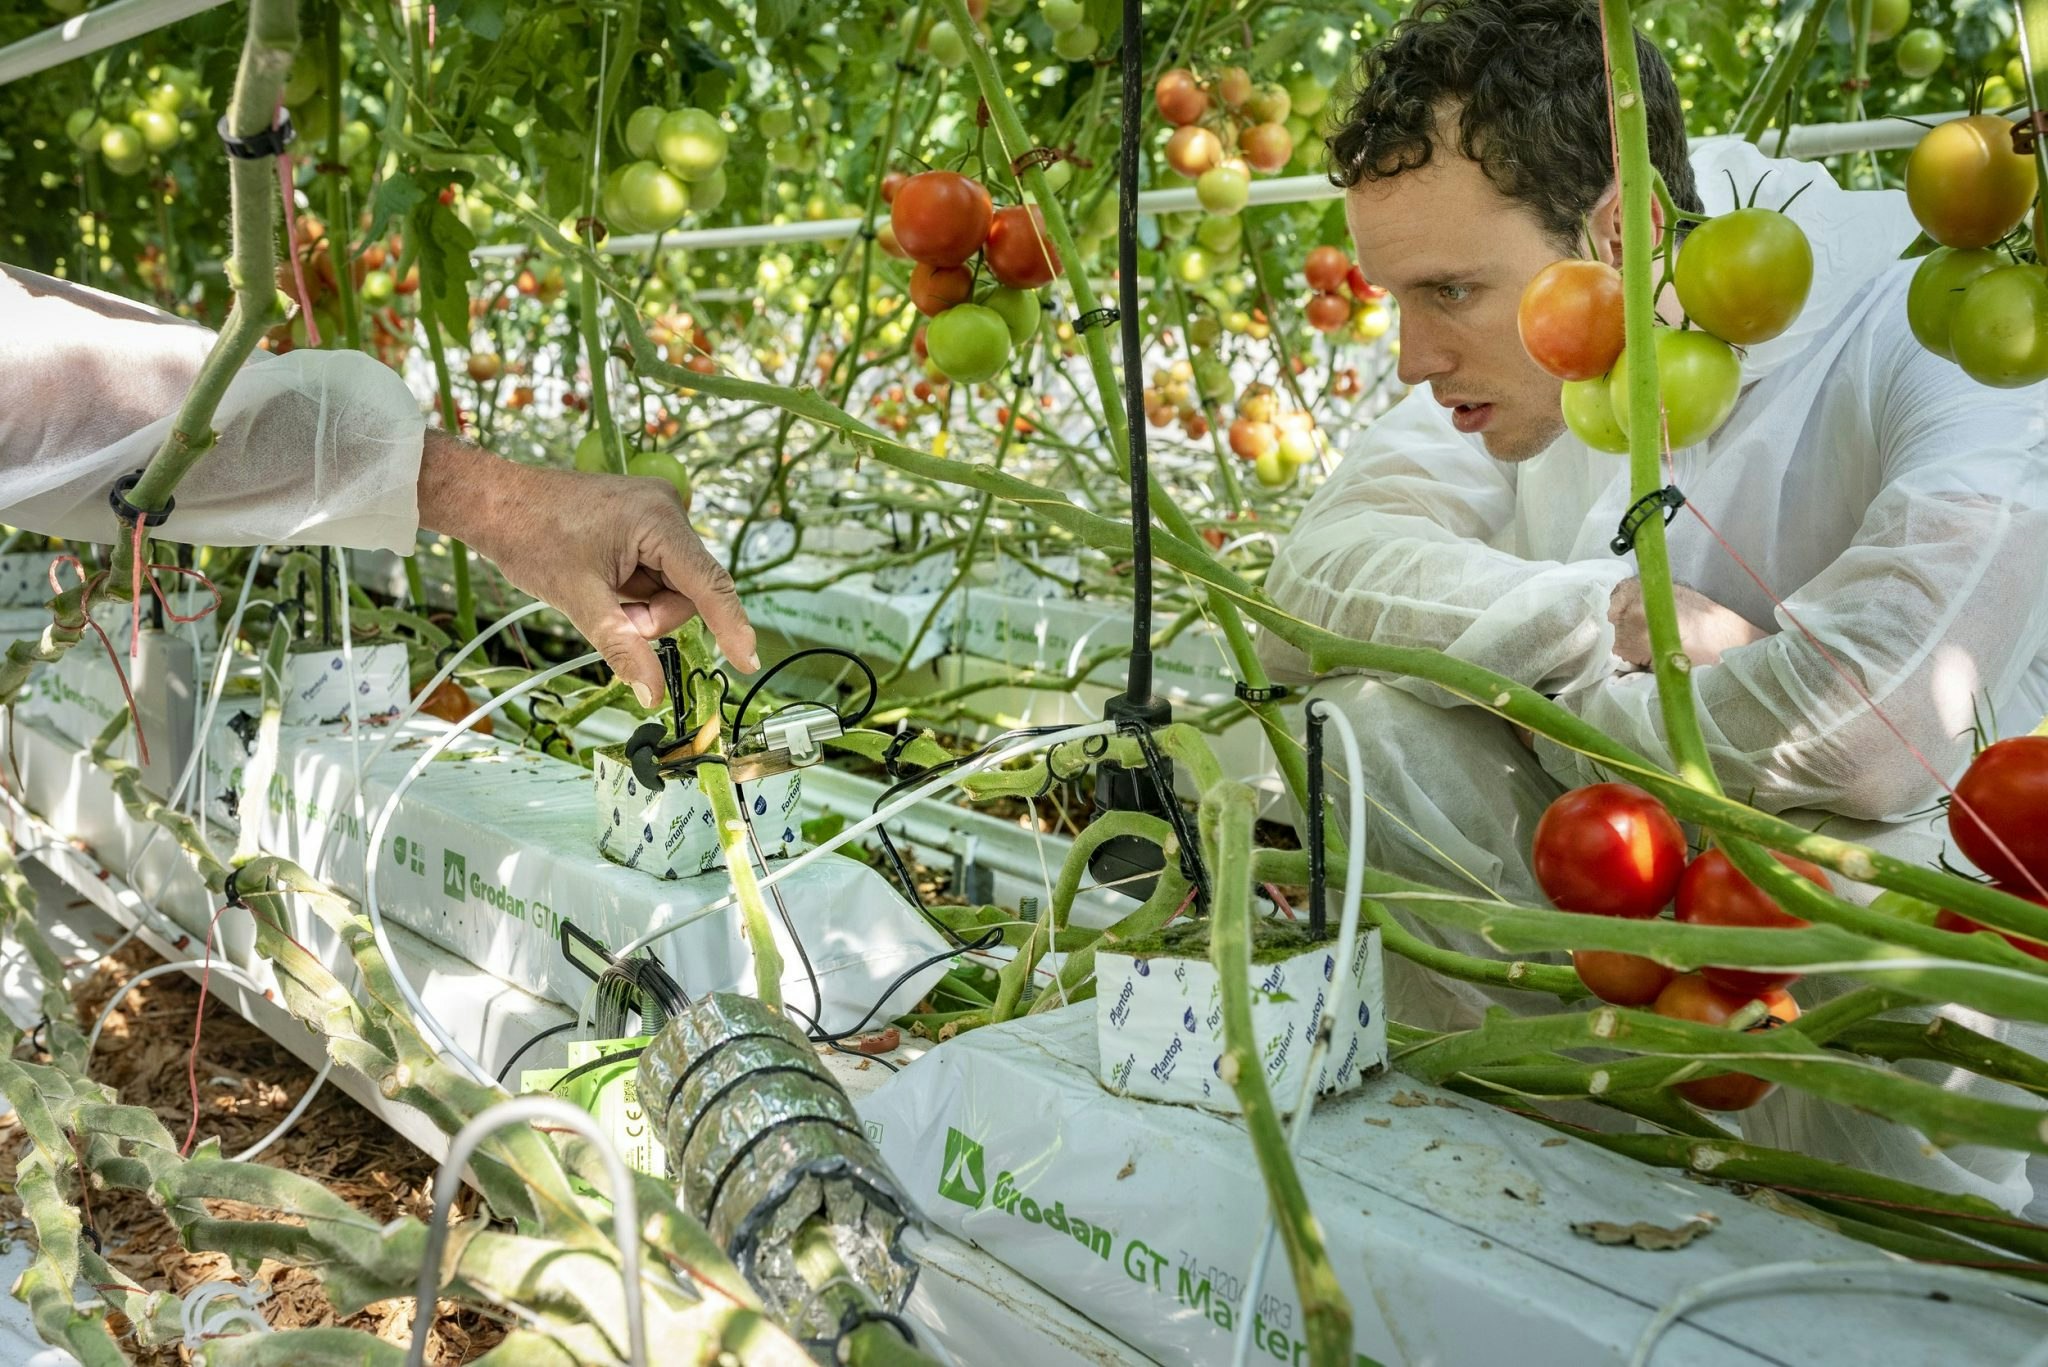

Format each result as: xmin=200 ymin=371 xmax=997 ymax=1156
xmin=1326 ymin=0 xmax=1702 ymax=248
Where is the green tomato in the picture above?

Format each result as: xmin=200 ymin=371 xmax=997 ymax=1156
xmin=144 ymin=81 xmax=187 ymax=115
xmin=1172 ymin=245 xmax=1215 ymax=285
xmin=1196 ymin=164 xmax=1250 ymax=217
xmin=656 ymin=108 xmax=728 ymax=182
xmin=1673 ymin=206 xmax=1813 ymax=345
xmin=99 ymin=124 xmax=147 ymax=176
xmin=1193 ymin=353 xmax=1232 ymax=404
xmin=1285 ymin=72 xmax=1329 ymax=117
xmin=282 ymin=47 xmax=322 ymax=105
xmin=1040 ymin=159 xmax=1073 ymax=194
xmin=1895 ymin=27 xmax=1945 ymax=79
xmin=1981 ymin=77 xmax=2015 ymax=110
xmin=360 ymin=269 xmax=394 ymax=305
xmin=1052 ymin=23 xmax=1099 ymax=61
xmin=927 ymin=19 xmax=969 ymax=67
xmin=1609 ymin=328 xmax=1742 ymax=450
xmin=1561 ymin=376 xmax=1629 ymax=453
xmin=573 ymin=430 xmax=612 ymax=473
xmin=1906 ymin=246 xmax=2003 ymax=360
xmin=293 ymin=94 xmax=332 ymax=146
xmin=1864 ymin=0 xmax=1909 ymax=43
xmin=65 ymin=108 xmax=106 ymax=149
xmin=1195 ymin=212 xmax=1243 ymax=253
xmin=339 ymin=118 xmax=373 ymax=163
xmin=1243 ymin=83 xmax=1291 ymax=124
xmin=1084 ymin=191 xmax=1118 ymax=239
xmin=1252 ymin=449 xmax=1293 ymax=488
xmin=621 ymin=161 xmax=688 ymax=232
xmin=925 ymin=303 xmax=1013 ymax=384
xmin=1951 ymin=264 xmax=2048 ymax=389
xmin=2008 ymin=56 xmax=2027 ymax=91
xmin=1042 ymin=0 xmax=1083 ymax=32
xmin=603 ymin=167 xmax=648 ymax=235
xmin=626 ymin=449 xmax=692 ymax=504
xmin=688 ymin=165 xmax=727 ymax=215
xmin=759 ymin=105 xmax=796 ymax=139
xmin=982 ymin=286 xmax=1042 ymax=345
xmin=625 ymin=105 xmax=665 ymax=159
xmin=129 ymin=107 xmax=180 ymax=153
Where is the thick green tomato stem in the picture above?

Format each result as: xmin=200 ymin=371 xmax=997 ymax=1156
xmin=2022 ymin=0 xmax=2048 ymax=204
xmin=323 ymin=1 xmax=360 ymax=354
xmin=576 ymin=262 xmax=627 ymax=474
xmin=1601 ymin=0 xmax=1719 ymax=797
xmin=1200 ymin=783 xmax=1354 ymax=1365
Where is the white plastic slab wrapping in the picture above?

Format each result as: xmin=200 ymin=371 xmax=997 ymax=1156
xmin=747 ymin=555 xmax=960 ymax=669
xmin=1095 ymin=929 xmax=1385 ymax=1111
xmin=862 ymin=1005 xmax=2048 ymax=1367
xmin=254 ymin=721 xmax=951 ymax=1032
xmin=592 ymin=746 xmax=799 ymax=878
xmin=279 ymin=641 xmax=407 ymax=725
xmin=11 ymin=625 xmax=198 ymax=801
xmin=954 ymin=589 xmax=1240 ymax=704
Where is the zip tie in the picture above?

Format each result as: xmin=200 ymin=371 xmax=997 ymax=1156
xmin=2015 ymin=112 xmax=2047 ymax=156
xmin=1610 ymin=485 xmax=1686 ymax=556
xmin=215 ymin=112 xmax=295 ymax=160
xmin=221 ymin=864 xmax=249 ymax=909
xmin=1075 ymin=306 xmax=1120 ymax=333
xmin=1235 ymin=682 xmax=1290 ymax=705
xmin=1009 ymin=146 xmax=1092 ymax=176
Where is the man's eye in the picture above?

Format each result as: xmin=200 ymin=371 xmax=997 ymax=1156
xmin=1438 ymin=284 xmax=1472 ymax=304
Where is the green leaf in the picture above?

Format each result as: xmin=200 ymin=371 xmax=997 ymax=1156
xmin=365 ymin=173 xmax=427 ymax=248
xmin=449 ymin=0 xmax=509 ymax=42
xmin=479 ymin=113 xmax=525 ymax=164
xmin=804 ymin=42 xmax=843 ymax=76
xmin=408 ymin=198 xmax=478 ymax=347
xmin=757 ymin=0 xmax=802 ymax=41
xmin=1700 ymin=21 xmax=1748 ymax=94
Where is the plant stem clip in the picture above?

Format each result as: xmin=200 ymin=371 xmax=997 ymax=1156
xmin=1611 ymin=485 xmax=1686 ymax=556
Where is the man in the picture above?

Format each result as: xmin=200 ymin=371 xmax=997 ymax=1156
xmin=0 ymin=263 xmax=755 ymax=704
xmin=1261 ymin=0 xmax=2048 ymax=1209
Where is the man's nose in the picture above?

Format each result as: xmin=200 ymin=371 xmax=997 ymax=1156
xmin=1395 ymin=315 xmax=1449 ymax=389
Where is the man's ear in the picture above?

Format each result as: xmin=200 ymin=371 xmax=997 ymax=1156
xmin=1585 ymin=181 xmax=1665 ymax=267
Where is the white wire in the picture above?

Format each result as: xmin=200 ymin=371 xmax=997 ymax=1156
xmin=582 ymin=720 xmax=1121 ymax=1033
xmin=363 ymin=597 xmax=552 ymax=773
xmin=336 ymin=552 xmax=369 ymax=889
xmin=365 ymin=653 xmax=604 ymax=1086
xmin=1233 ymin=698 xmax=1367 ymax=1367
xmin=234 ymin=1055 xmax=333 ymax=1163
xmin=179 ymin=1279 xmax=269 ymax=1349
xmin=1625 ymin=1259 xmax=2048 ymax=1367
xmin=406 ymin=1096 xmax=648 ymax=1367
xmin=85 ymin=959 xmax=270 ymax=1055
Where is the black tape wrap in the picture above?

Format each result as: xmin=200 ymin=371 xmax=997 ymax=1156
xmin=109 ymin=472 xmax=174 ymax=528
xmin=216 ymin=113 xmax=296 ymax=161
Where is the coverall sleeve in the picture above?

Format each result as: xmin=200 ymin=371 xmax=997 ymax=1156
xmin=1540 ymin=296 xmax=2048 ymax=822
xmin=1258 ymin=389 xmax=1633 ymax=696
xmin=0 ymin=265 xmax=426 ymax=553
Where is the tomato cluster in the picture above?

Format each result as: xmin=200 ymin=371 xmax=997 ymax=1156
xmin=1903 ymin=114 xmax=2046 ymax=389
xmin=1154 ymin=66 xmax=1299 ymax=220
xmin=602 ymin=105 xmax=731 ymax=236
xmin=1533 ymin=782 xmax=1823 ymax=1112
xmin=1532 ymin=198 xmax=1814 ymax=454
xmin=1218 ymin=382 xmax=1320 ymax=491
xmin=886 ymin=169 xmax=1060 ymax=387
xmin=1300 ymin=246 xmax=1390 ymax=343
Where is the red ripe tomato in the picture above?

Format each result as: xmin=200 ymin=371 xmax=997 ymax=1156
xmin=1304 ymin=245 xmax=1350 ymax=293
xmin=984 ymin=205 xmax=1062 ymax=288
xmin=1345 ymin=264 xmax=1382 ymax=300
xmin=890 ymin=171 xmax=993 ymax=268
xmin=1531 ymin=783 xmax=1686 ymax=919
xmin=1304 ymin=291 xmax=1350 ymax=333
xmin=880 ymin=170 xmax=909 ymax=204
xmin=1239 ymin=122 xmax=1293 ymax=174
xmin=1949 ymin=737 xmax=2048 ymax=889
xmin=1573 ymin=950 xmax=1674 ymax=1007
xmin=910 ymin=261 xmax=974 ymax=316
xmin=1936 ymin=895 xmax=2048 ymax=962
xmin=1517 ymin=259 xmax=1624 ymax=381
xmin=1652 ymin=973 xmax=1798 ymax=1111
xmin=1675 ymin=847 xmax=1829 ymax=996
xmin=1155 ymin=69 xmax=1207 ymax=126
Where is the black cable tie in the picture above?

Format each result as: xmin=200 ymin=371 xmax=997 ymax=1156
xmin=1610 ymin=485 xmax=1686 ymax=556
xmin=881 ymin=728 xmax=922 ymax=780
xmin=29 ymin=1015 xmax=49 ymax=1055
xmin=222 ymin=865 xmax=249 ymax=908
xmin=1235 ymin=682 xmax=1290 ymax=705
xmin=108 ymin=472 xmax=173 ymax=528
xmin=1075 ymin=307 xmax=1120 ymax=333
xmin=859 ymin=224 xmax=878 ymax=239
xmin=216 ymin=112 xmax=296 ymax=161
xmin=839 ymin=1307 xmax=919 ymax=1347
xmin=895 ymin=59 xmax=918 ymax=73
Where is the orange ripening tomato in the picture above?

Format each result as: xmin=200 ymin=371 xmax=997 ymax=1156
xmin=1573 ymin=950 xmax=1674 ymax=1006
xmin=1652 ymin=973 xmax=1798 ymax=1112
xmin=1517 ymin=259 xmax=1624 ymax=381
xmin=415 ymin=678 xmax=492 ymax=736
xmin=1304 ymin=245 xmax=1349 ymax=293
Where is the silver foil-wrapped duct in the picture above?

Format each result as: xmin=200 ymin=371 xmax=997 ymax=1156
xmin=638 ymin=993 xmax=919 ymax=1345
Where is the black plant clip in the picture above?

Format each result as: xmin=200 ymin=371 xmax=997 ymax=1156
xmin=1611 ymin=485 xmax=1686 ymax=556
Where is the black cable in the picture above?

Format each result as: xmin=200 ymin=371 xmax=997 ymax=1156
xmin=495 ymin=1020 xmax=579 ymax=1086
xmin=547 ymin=1047 xmax=648 ymax=1094
xmin=732 ymin=645 xmax=879 ymax=732
xmin=1118 ymin=0 xmax=1153 ymax=707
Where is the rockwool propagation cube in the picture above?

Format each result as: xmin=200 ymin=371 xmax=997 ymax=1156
xmin=591 ymin=744 xmax=799 ymax=879
xmin=1094 ymin=923 xmax=1385 ymax=1111
xmin=279 ymin=641 xmax=407 ymax=726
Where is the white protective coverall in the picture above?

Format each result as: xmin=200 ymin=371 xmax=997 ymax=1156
xmin=1260 ymin=137 xmax=2048 ymax=1211
xmin=0 ymin=264 xmax=425 ymax=550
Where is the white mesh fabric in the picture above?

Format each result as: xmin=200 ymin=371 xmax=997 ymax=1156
xmin=0 ymin=264 xmax=425 ymax=553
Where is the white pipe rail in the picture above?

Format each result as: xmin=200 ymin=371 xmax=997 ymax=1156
xmin=0 ymin=0 xmax=231 ymax=87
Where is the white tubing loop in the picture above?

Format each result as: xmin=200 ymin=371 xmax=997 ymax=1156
xmin=364 ymin=597 xmax=553 ymax=773
xmin=406 ymin=1096 xmax=648 ymax=1367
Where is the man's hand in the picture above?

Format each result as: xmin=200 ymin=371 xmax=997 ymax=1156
xmin=1608 ymin=577 xmax=1766 ymax=670
xmin=418 ymin=431 xmax=757 ymax=707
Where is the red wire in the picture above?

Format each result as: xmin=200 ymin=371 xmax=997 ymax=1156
xmin=182 ymin=901 xmax=235 ymax=1158
xmin=47 ymin=557 xmax=150 ymax=767
xmin=274 ymin=100 xmax=320 ymax=350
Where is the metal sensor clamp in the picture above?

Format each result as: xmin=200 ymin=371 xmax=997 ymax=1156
xmin=728 ymin=702 xmax=844 ymax=782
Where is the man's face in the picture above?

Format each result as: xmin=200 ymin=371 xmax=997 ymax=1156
xmin=1345 ymin=147 xmax=1575 ymax=461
